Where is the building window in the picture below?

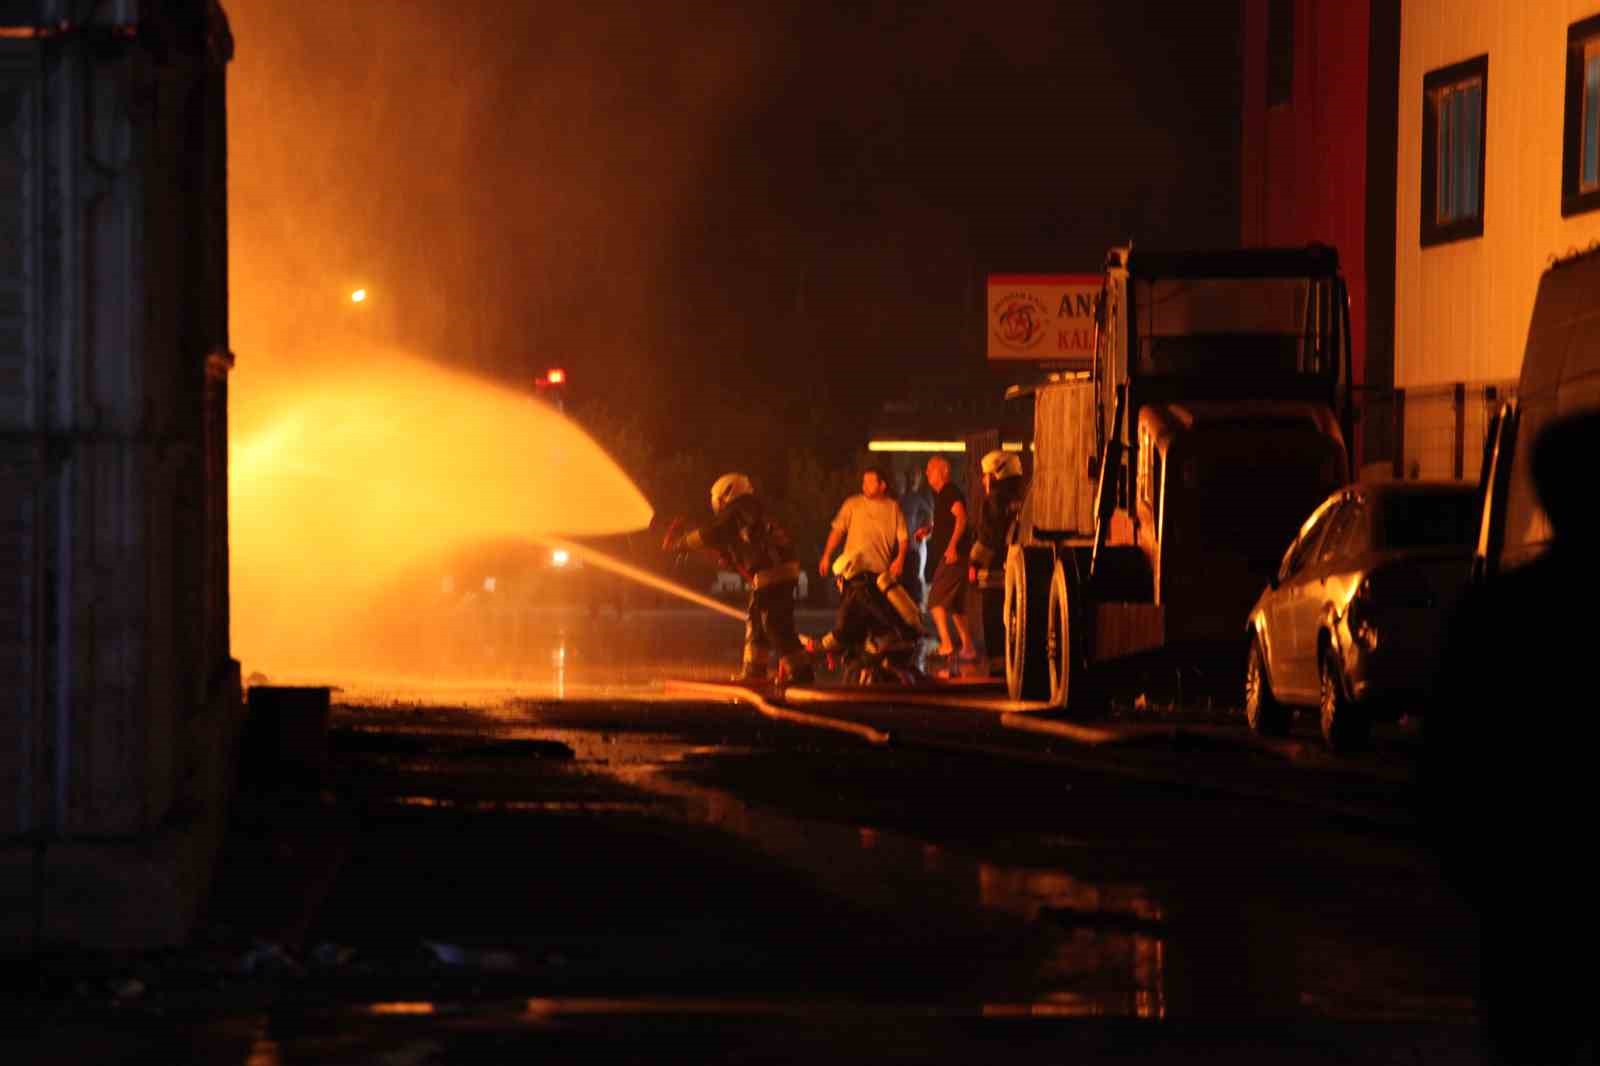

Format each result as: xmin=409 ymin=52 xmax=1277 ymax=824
xmin=1421 ymin=55 xmax=1488 ymax=247
xmin=1267 ymin=0 xmax=1294 ymax=107
xmin=1562 ymin=14 xmax=1600 ymax=216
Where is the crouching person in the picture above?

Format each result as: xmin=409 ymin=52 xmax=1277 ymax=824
xmin=663 ymin=473 xmax=813 ymax=685
xmin=808 ymin=553 xmax=925 ymax=683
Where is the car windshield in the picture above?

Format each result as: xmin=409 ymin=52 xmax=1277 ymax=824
xmin=1375 ymin=492 xmax=1477 ymax=550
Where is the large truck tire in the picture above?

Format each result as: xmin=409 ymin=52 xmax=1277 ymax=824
xmin=1005 ymin=545 xmax=1056 ymax=701
xmin=1046 ymin=558 xmax=1086 ymax=709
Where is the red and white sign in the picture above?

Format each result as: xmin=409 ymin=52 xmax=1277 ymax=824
xmin=986 ymin=273 xmax=1100 ymax=363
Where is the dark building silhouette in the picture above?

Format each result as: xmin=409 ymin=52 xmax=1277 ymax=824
xmin=0 ymin=1 xmax=238 ymax=949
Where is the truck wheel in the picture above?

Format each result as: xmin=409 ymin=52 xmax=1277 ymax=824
xmin=1046 ymin=559 xmax=1077 ymax=709
xmin=1319 ymin=650 xmax=1367 ymax=752
xmin=1004 ymin=545 xmax=1055 ymax=701
xmin=1244 ymin=637 xmax=1289 ymax=736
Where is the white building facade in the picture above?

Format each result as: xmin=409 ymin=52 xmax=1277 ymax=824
xmin=1398 ymin=0 xmax=1600 ymax=478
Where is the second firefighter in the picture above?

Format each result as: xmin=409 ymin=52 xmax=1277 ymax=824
xmin=969 ymin=449 xmax=1026 ymax=677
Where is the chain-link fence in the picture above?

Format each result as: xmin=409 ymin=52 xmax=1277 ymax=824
xmin=1352 ymin=381 xmax=1515 ymax=483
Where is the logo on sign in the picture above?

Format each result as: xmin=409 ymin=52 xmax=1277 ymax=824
xmin=992 ymin=292 xmax=1051 ymax=352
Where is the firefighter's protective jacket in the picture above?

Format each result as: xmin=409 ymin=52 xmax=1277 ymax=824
xmin=683 ymin=495 xmax=802 ymax=589
xmin=969 ymin=477 xmax=1025 ymax=589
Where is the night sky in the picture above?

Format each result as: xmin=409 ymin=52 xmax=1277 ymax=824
xmin=228 ymin=0 xmax=1242 ymax=465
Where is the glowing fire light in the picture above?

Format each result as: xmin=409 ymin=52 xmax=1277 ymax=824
xmin=229 ymin=348 xmax=753 ymax=680
xmin=229 ymin=349 xmax=655 ymax=676
xmin=546 ymin=368 xmax=565 ymax=385
xmin=350 ymin=288 xmax=367 ymax=303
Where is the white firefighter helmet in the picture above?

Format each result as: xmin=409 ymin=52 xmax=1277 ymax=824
xmin=980 ymin=449 xmax=1023 ymax=479
xmin=710 ymin=472 xmax=754 ymax=514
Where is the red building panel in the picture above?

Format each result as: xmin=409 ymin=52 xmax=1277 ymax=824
xmin=1243 ymin=0 xmax=1373 ymax=392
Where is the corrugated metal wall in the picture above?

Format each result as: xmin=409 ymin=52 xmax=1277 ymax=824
xmin=1029 ymin=382 xmax=1096 ymax=534
xmin=1 ymin=0 xmax=238 ymax=948
xmin=1 ymin=29 xmax=45 ymax=839
xmin=1241 ymin=0 xmax=1378 ymax=393
xmin=1242 ymin=0 xmax=1406 ymax=474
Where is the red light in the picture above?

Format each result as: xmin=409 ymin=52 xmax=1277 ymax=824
xmin=547 ymin=368 xmax=566 ymax=385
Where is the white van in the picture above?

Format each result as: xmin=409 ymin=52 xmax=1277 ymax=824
xmin=1477 ymin=248 xmax=1600 ymax=578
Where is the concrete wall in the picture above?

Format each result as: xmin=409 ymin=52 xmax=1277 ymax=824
xmin=1397 ymin=0 xmax=1600 ymax=476
xmin=0 ymin=0 xmax=238 ymax=951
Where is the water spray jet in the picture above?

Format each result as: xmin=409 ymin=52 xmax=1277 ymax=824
xmin=533 ymin=536 xmax=746 ymax=623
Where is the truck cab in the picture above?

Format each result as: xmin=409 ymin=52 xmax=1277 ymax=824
xmin=1006 ymin=245 xmax=1353 ymax=705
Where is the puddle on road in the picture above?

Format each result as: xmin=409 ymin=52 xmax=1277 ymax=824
xmin=325 ymin=686 xmax=1474 ymax=1026
xmin=539 ymin=722 xmax=1470 ymax=1025
xmin=515 ymin=724 xmax=1172 ymax=1018
xmin=332 ymin=694 xmax=1164 ymax=1016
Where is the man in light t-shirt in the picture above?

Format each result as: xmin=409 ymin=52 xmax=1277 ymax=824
xmin=818 ymin=467 xmax=908 ymax=581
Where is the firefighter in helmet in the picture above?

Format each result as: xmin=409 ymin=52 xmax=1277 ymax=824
xmin=663 ymin=473 xmax=814 ymax=684
xmin=969 ymin=449 xmax=1026 ymax=677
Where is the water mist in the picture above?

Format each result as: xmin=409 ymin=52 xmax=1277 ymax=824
xmin=230 ymin=347 xmax=656 ymax=680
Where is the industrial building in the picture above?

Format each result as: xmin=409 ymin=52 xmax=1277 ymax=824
xmin=1396 ymin=0 xmax=1600 ymax=479
xmin=1245 ymin=0 xmax=1600 ymax=482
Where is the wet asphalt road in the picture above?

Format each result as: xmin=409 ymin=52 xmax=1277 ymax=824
xmin=11 ymin=609 xmax=1488 ymax=1064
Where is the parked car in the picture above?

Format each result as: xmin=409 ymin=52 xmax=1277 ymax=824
xmin=1243 ymin=480 xmax=1478 ymax=750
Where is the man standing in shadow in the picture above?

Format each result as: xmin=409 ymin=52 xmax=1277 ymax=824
xmin=898 ymin=467 xmax=931 ymax=610
xmin=1425 ymin=409 xmax=1599 ymax=1065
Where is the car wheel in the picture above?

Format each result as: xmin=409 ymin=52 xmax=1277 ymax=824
xmin=1319 ymin=649 xmax=1368 ymax=752
xmin=1245 ymin=637 xmax=1290 ymax=736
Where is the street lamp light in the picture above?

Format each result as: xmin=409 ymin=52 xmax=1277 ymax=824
xmin=536 ymin=367 xmax=567 ymax=411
